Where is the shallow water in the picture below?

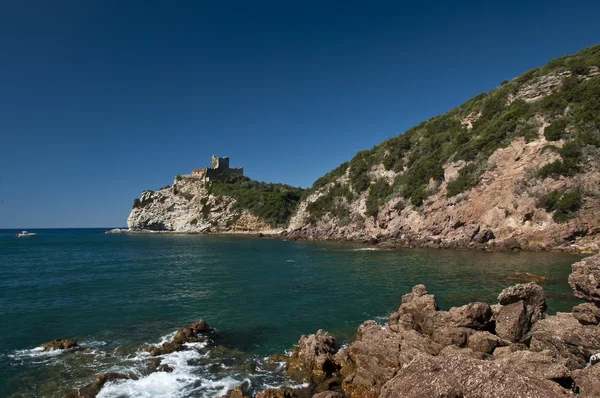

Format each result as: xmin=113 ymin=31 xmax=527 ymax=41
xmin=0 ymin=229 xmax=584 ymax=396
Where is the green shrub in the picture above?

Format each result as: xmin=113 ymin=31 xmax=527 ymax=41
xmin=175 ymin=174 xmax=183 ymax=181
xmin=447 ymin=163 xmax=479 ymax=197
xmin=210 ymin=174 xmax=305 ymax=227
xmin=544 ymin=119 xmax=567 ymax=141
xmin=365 ymin=179 xmax=393 ymax=217
xmin=538 ymin=188 xmax=583 ymax=222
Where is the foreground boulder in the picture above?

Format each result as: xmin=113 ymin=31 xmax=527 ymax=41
xmin=388 ymin=284 xmax=438 ymax=333
xmin=569 ymin=254 xmax=600 ymax=305
xmin=572 ymin=364 xmax=600 ymax=397
xmin=148 ymin=319 xmax=214 ymax=356
xmin=338 ymin=321 xmax=441 ymax=398
xmin=494 ymin=282 xmax=546 ymax=343
xmin=572 ymin=303 xmax=600 ymax=325
xmin=288 ymin=330 xmax=338 ymax=383
xmin=41 ymin=338 xmax=78 ymax=351
xmin=378 ymin=354 xmax=570 ymax=398
xmin=529 ymin=312 xmax=600 ymax=370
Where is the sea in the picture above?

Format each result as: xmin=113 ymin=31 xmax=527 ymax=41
xmin=0 ymin=228 xmax=584 ymax=397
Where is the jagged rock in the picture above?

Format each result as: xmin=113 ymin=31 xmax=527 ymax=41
xmin=288 ymin=330 xmax=338 ymax=383
xmin=568 ymin=254 xmax=600 ymax=305
xmin=529 ymin=312 xmax=600 ymax=370
xmin=492 ymin=343 xmax=528 ymax=356
xmin=495 ymin=300 xmax=531 ymax=343
xmin=312 ymin=392 xmax=342 ymax=398
xmin=497 ymin=282 xmax=547 ymax=323
xmin=571 ymin=363 xmax=600 ymax=397
xmin=572 ymin=303 xmax=600 ymax=325
xmin=495 ymin=349 xmax=569 ymax=380
xmin=388 ymin=285 xmax=439 ymax=333
xmin=378 ymin=354 xmax=570 ymax=398
xmin=41 ymin=338 xmax=78 ymax=351
xmin=148 ymin=319 xmax=214 ymax=356
xmin=430 ymin=325 xmax=473 ymax=347
xmin=223 ymin=384 xmax=252 ymax=398
xmin=438 ymin=345 xmax=486 ymax=359
xmin=447 ymin=302 xmax=494 ymax=330
xmin=256 ymin=387 xmax=298 ymax=398
xmin=67 ymin=372 xmax=135 ymax=398
xmin=340 ymin=321 xmax=441 ymax=398
xmin=467 ymin=331 xmax=505 ymax=354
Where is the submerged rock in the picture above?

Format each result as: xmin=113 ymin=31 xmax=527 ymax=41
xmin=41 ymin=338 xmax=78 ymax=351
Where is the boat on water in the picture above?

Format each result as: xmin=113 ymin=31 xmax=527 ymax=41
xmin=16 ymin=231 xmax=36 ymax=237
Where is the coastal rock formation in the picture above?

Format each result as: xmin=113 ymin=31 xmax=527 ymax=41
xmin=279 ymin=253 xmax=600 ymax=398
xmin=147 ymin=319 xmax=215 ymax=356
xmin=288 ymin=329 xmax=338 ymax=383
xmin=66 ymin=372 xmax=135 ymax=398
xmin=286 ymin=46 xmax=600 ymax=253
xmin=41 ymin=338 xmax=78 ymax=351
xmin=377 ymin=354 xmax=570 ymax=398
xmin=569 ymin=253 xmax=600 ymax=305
xmin=127 ymin=176 xmax=272 ymax=233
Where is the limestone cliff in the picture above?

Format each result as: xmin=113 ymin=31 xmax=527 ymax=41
xmin=286 ymin=45 xmax=600 ymax=252
xmin=127 ymin=176 xmax=273 ymax=233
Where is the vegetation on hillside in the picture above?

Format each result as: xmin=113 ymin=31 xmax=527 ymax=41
xmin=210 ymin=174 xmax=305 ymax=227
xmin=304 ymin=44 xmax=600 ymax=222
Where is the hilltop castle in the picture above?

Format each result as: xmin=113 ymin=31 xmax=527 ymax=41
xmin=192 ymin=155 xmax=244 ymax=182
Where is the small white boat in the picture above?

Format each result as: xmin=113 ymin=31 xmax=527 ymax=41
xmin=16 ymin=231 xmax=36 ymax=237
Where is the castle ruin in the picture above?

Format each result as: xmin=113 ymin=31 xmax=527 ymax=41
xmin=192 ymin=155 xmax=244 ymax=182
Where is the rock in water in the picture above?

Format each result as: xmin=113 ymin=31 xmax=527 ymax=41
xmin=288 ymin=329 xmax=338 ymax=383
xmin=569 ymin=254 xmax=600 ymax=305
xmin=148 ymin=319 xmax=214 ymax=356
xmin=41 ymin=338 xmax=78 ymax=351
xmin=256 ymin=388 xmax=298 ymax=398
xmin=378 ymin=354 xmax=570 ymax=398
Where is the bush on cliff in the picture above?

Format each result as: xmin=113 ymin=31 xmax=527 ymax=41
xmin=538 ymin=188 xmax=583 ymax=222
xmin=210 ymin=174 xmax=305 ymax=227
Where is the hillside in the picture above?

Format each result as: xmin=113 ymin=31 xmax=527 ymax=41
xmin=286 ymin=45 xmax=600 ymax=252
xmin=127 ymin=174 xmax=304 ymax=233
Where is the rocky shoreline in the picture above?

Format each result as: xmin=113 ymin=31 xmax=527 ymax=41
xmin=53 ymin=253 xmax=600 ymax=397
xmin=107 ymin=227 xmax=598 ymax=254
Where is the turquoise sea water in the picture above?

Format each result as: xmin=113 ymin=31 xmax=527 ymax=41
xmin=0 ymin=229 xmax=584 ymax=397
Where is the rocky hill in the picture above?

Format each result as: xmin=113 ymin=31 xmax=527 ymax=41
xmin=127 ymin=174 xmax=304 ymax=233
xmin=286 ymin=45 xmax=600 ymax=252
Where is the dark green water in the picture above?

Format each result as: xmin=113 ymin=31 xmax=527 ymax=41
xmin=0 ymin=229 xmax=583 ymax=397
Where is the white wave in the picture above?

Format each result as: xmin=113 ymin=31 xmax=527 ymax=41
xmin=98 ymin=342 xmax=232 ymax=398
xmin=9 ymin=346 xmax=64 ymax=359
xmin=152 ymin=331 xmax=178 ymax=347
xmin=353 ymin=247 xmax=379 ymax=251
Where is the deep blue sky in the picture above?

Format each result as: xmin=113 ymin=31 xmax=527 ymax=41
xmin=1 ymin=1 xmax=599 ymax=228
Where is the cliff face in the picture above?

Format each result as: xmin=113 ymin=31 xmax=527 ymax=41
xmin=127 ymin=176 xmax=272 ymax=233
xmin=287 ymin=46 xmax=600 ymax=252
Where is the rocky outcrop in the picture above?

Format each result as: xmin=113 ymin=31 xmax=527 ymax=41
xmin=277 ymin=253 xmax=600 ymax=398
xmin=377 ymin=354 xmax=570 ymax=398
xmin=41 ymin=338 xmax=78 ymax=351
xmin=127 ymin=176 xmax=273 ymax=233
xmin=255 ymin=388 xmax=298 ymax=398
xmin=288 ymin=330 xmax=338 ymax=384
xmin=569 ymin=254 xmax=600 ymax=305
xmin=147 ymin=319 xmax=215 ymax=356
xmin=67 ymin=372 xmax=135 ymax=398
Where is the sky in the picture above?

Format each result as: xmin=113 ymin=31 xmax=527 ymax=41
xmin=0 ymin=0 xmax=599 ymax=228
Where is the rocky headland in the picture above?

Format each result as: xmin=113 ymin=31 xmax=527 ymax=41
xmin=124 ymin=45 xmax=600 ymax=253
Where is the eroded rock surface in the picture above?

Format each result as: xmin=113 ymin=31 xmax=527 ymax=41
xmin=41 ymin=338 xmax=78 ymax=351
xmin=569 ymin=254 xmax=600 ymax=305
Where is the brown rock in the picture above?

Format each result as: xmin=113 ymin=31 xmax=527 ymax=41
xmin=467 ymin=331 xmax=504 ymax=354
xmin=495 ymin=349 xmax=569 ymax=380
xmin=492 ymin=343 xmax=528 ymax=357
xmin=378 ymin=354 xmax=569 ymax=398
xmin=256 ymin=387 xmax=298 ymax=398
xmin=67 ymin=372 xmax=134 ymax=398
xmin=569 ymin=254 xmax=600 ymax=305
xmin=529 ymin=312 xmax=600 ymax=370
xmin=447 ymin=302 xmax=494 ymax=330
xmin=312 ymin=392 xmax=342 ymax=398
xmin=497 ymin=282 xmax=547 ymax=323
xmin=506 ymin=272 xmax=548 ymax=284
xmin=224 ymin=384 xmax=252 ymax=398
xmin=571 ymin=363 xmax=600 ymax=397
xmin=41 ymin=338 xmax=78 ymax=351
xmin=438 ymin=345 xmax=486 ymax=359
xmin=495 ymin=300 xmax=531 ymax=343
xmin=148 ymin=319 xmax=213 ymax=356
xmin=430 ymin=326 xmax=473 ymax=347
xmin=288 ymin=330 xmax=338 ymax=383
xmin=388 ymin=285 xmax=439 ymax=333
xmin=340 ymin=321 xmax=441 ymax=398
xmin=572 ymin=302 xmax=600 ymax=325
